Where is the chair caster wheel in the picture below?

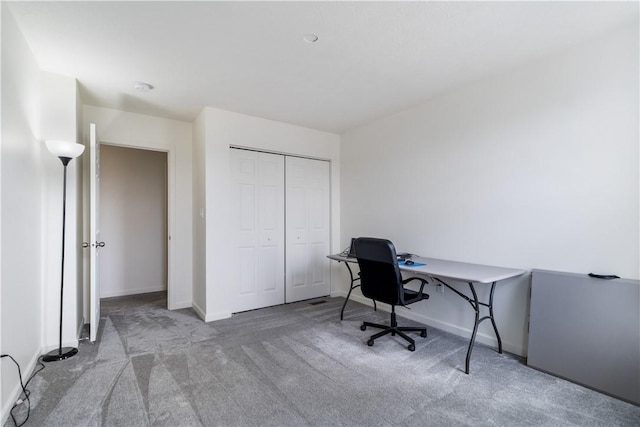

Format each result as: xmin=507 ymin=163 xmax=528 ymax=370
xmin=360 ymin=324 xmax=367 ymax=331
xmin=367 ymin=339 xmax=374 ymax=346
xmin=420 ymin=330 xmax=427 ymax=338
xmin=408 ymin=344 xmax=415 ymax=352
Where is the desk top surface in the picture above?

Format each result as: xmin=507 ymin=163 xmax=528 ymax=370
xmin=327 ymin=253 xmax=356 ymax=262
xmin=328 ymin=254 xmax=525 ymax=284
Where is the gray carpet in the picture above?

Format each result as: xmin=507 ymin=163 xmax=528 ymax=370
xmin=6 ymin=292 xmax=640 ymax=426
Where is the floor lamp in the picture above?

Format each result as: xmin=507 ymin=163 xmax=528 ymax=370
xmin=43 ymin=140 xmax=85 ymax=362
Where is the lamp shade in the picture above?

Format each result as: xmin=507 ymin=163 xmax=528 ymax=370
xmin=45 ymin=140 xmax=85 ymax=159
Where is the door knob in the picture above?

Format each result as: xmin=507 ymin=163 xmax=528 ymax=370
xmin=83 ymin=242 xmax=105 ymax=247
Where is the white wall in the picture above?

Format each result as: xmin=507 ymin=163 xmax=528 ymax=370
xmin=1 ymin=5 xmax=43 ymax=420
xmin=82 ymin=106 xmax=193 ymax=310
xmin=1 ymin=6 xmax=80 ymax=421
xmin=340 ymin=23 xmax=639 ymax=356
xmin=195 ymin=107 xmax=340 ymax=321
xmin=99 ymin=145 xmax=167 ymax=298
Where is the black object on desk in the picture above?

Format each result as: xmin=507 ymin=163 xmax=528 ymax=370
xmin=588 ymin=273 xmax=620 ymax=280
xmin=396 ymin=252 xmax=411 ymax=260
xmin=347 ymin=237 xmax=357 ymax=257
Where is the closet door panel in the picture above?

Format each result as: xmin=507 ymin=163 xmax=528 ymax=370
xmin=238 ymin=248 xmax=256 ymax=295
xmin=310 ymin=242 xmax=326 ymax=285
xmin=308 ymin=161 xmax=330 ymax=293
xmin=288 ymin=243 xmax=306 ymax=289
xmin=259 ymin=245 xmax=278 ymax=293
xmin=285 ymin=156 xmax=330 ymax=303
xmin=234 ymin=154 xmax=259 ymax=304
xmin=258 ymin=152 xmax=285 ymax=306
xmin=231 ymin=149 xmax=285 ymax=312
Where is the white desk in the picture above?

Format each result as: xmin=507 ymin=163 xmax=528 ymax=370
xmin=328 ymin=253 xmax=525 ymax=374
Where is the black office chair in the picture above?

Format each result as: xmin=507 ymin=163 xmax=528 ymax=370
xmin=354 ymin=237 xmax=429 ymax=351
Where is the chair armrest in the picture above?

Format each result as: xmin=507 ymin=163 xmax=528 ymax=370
xmin=402 ymin=276 xmax=428 ymax=299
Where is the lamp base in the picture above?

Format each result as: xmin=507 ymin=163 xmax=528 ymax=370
xmin=43 ymin=347 xmax=78 ymax=362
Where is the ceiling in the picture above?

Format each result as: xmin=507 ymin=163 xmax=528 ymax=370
xmin=6 ymin=1 xmax=638 ymax=134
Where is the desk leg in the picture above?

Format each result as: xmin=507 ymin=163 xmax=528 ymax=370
xmin=464 ymin=281 xmax=502 ymax=374
xmin=339 ymin=261 xmax=374 ymax=320
xmin=433 ymin=278 xmax=502 ymax=374
xmin=340 ymin=261 xmax=356 ymax=320
xmin=465 ymin=283 xmax=480 ymax=375
xmin=488 ymin=281 xmax=503 ymax=354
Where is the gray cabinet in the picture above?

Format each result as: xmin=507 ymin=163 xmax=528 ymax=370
xmin=527 ymin=269 xmax=639 ymax=405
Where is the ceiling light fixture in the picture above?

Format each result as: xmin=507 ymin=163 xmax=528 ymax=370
xmin=302 ymin=33 xmax=319 ymax=43
xmin=134 ymin=81 xmax=154 ymax=92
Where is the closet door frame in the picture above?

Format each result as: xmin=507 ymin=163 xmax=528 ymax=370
xmin=230 ymin=147 xmax=332 ymax=312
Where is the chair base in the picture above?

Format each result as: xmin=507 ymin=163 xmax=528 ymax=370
xmin=361 ymin=309 xmax=426 ymax=351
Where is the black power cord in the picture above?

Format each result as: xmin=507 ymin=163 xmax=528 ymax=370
xmin=1 ymin=354 xmax=45 ymax=426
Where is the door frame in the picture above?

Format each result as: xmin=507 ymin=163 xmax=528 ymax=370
xmin=83 ymin=139 xmax=177 ymax=320
xmin=99 ymin=143 xmax=171 ymax=299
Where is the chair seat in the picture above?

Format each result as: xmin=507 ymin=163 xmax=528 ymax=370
xmin=402 ymin=288 xmax=429 ymax=305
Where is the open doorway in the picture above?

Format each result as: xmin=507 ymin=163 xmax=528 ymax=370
xmin=98 ymin=145 xmax=168 ymax=306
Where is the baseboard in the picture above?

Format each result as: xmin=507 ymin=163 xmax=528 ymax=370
xmin=168 ymin=300 xmax=192 ymax=310
xmin=204 ymin=311 xmax=232 ymax=322
xmin=191 ymin=300 xmax=233 ymax=323
xmin=1 ymin=349 xmax=41 ymax=426
xmin=100 ymin=287 xmax=167 ymax=299
xmin=192 ymin=301 xmax=206 ymax=321
xmin=347 ymin=293 xmax=524 ymax=357
xmin=330 ymin=289 xmax=348 ymax=298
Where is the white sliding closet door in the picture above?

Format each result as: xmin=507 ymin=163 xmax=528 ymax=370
xmin=230 ymin=149 xmax=285 ymax=312
xmin=285 ymin=156 xmax=331 ymax=302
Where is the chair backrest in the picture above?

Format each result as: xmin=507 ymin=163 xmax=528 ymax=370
xmin=354 ymin=237 xmax=403 ymax=305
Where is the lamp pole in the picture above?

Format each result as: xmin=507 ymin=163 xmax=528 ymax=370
xmin=43 ymin=141 xmax=84 ymax=362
